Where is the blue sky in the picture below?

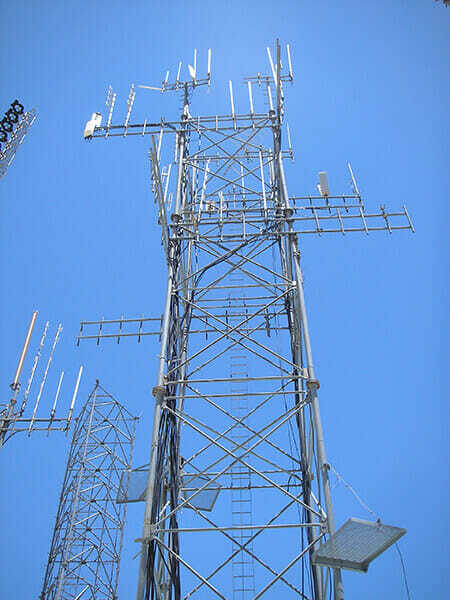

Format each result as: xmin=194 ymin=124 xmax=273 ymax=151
xmin=0 ymin=1 xmax=448 ymax=599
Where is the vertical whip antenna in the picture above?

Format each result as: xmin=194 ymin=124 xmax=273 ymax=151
xmin=20 ymin=321 xmax=49 ymax=415
xmin=247 ymin=81 xmax=254 ymax=116
xmin=47 ymin=370 xmax=64 ymax=435
xmin=266 ymin=46 xmax=278 ymax=85
xmin=348 ymin=162 xmax=360 ymax=197
xmin=207 ymin=48 xmax=212 ymax=80
xmin=28 ymin=324 xmax=63 ymax=435
xmin=66 ymin=366 xmax=83 ymax=432
xmin=286 ymin=44 xmax=293 ymax=80
xmin=176 ymin=61 xmax=182 ymax=84
xmin=229 ymin=80 xmax=235 ymax=119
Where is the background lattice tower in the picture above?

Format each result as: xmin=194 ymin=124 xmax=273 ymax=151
xmin=40 ymin=381 xmax=137 ymax=600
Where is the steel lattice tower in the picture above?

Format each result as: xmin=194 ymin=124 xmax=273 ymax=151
xmin=80 ymin=40 xmax=412 ymax=600
xmin=40 ymin=381 xmax=137 ymax=600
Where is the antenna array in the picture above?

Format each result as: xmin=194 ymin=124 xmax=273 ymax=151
xmin=1 ymin=310 xmax=83 ymax=446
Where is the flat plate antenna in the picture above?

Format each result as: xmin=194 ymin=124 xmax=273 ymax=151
xmin=312 ymin=518 xmax=406 ymax=573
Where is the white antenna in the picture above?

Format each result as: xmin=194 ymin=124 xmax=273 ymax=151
xmin=163 ymin=163 xmax=172 ymax=205
xmin=229 ymin=80 xmax=235 ymax=117
xmin=176 ymin=61 xmax=182 ymax=83
xmin=247 ymin=81 xmax=254 ymax=115
xmin=286 ymin=122 xmax=293 ymax=156
xmin=21 ymin=321 xmax=49 ymax=414
xmin=348 ymin=162 xmax=360 ymax=196
xmin=163 ymin=71 xmax=170 ymax=90
xmin=197 ymin=160 xmax=210 ymax=226
xmin=67 ymin=366 xmax=83 ymax=431
xmin=188 ymin=64 xmax=196 ymax=80
xmin=106 ymin=87 xmax=117 ymax=129
xmin=47 ymin=370 xmax=64 ymax=435
xmin=286 ymin=44 xmax=293 ymax=79
xmin=28 ymin=324 xmax=62 ymax=435
xmin=207 ymin=48 xmax=212 ymax=79
xmin=124 ymin=84 xmax=135 ymax=129
xmin=259 ymin=149 xmax=267 ymax=212
xmin=266 ymin=82 xmax=274 ymax=112
xmin=266 ymin=47 xmax=277 ymax=85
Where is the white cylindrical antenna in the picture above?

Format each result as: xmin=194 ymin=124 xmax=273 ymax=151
xmin=174 ymin=132 xmax=179 ymax=164
xmin=157 ymin=125 xmax=164 ymax=161
xmin=259 ymin=149 xmax=267 ymax=212
xmin=348 ymin=162 xmax=360 ymax=196
xmin=247 ymin=81 xmax=254 ymax=115
xmin=11 ymin=310 xmax=38 ymax=393
xmin=207 ymin=48 xmax=212 ymax=79
xmin=66 ymin=366 xmax=83 ymax=432
xmin=47 ymin=370 xmax=64 ymax=435
xmin=164 ymin=163 xmax=172 ymax=205
xmin=229 ymin=80 xmax=235 ymax=116
xmin=163 ymin=71 xmax=170 ymax=88
xmin=286 ymin=44 xmax=293 ymax=79
xmin=286 ymin=122 xmax=293 ymax=155
xmin=28 ymin=324 xmax=62 ymax=435
xmin=197 ymin=160 xmax=210 ymax=225
xmin=21 ymin=321 xmax=49 ymax=415
xmin=266 ymin=47 xmax=278 ymax=85
xmin=176 ymin=61 xmax=182 ymax=83
xmin=266 ymin=82 xmax=274 ymax=112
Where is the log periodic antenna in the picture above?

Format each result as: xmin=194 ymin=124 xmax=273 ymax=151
xmin=79 ymin=39 xmax=413 ymax=600
xmin=0 ymin=311 xmax=83 ymax=447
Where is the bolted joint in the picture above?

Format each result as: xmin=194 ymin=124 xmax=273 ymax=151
xmin=284 ymin=207 xmax=293 ymax=218
xmin=306 ymin=378 xmax=320 ymax=391
xmin=152 ymin=385 xmax=166 ymax=398
xmin=171 ymin=212 xmax=181 ymax=223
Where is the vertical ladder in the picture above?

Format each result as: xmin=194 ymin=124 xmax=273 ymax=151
xmin=229 ymin=269 xmax=256 ymax=599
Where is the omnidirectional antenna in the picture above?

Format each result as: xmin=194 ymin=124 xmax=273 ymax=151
xmin=266 ymin=46 xmax=277 ymax=85
xmin=286 ymin=44 xmax=293 ymax=80
xmin=247 ymin=81 xmax=254 ymax=116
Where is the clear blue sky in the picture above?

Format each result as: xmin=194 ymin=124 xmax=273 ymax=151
xmin=1 ymin=1 xmax=448 ymax=599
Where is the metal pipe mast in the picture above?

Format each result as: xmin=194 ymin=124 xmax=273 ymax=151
xmin=40 ymin=381 xmax=137 ymax=600
xmin=81 ymin=40 xmax=413 ymax=600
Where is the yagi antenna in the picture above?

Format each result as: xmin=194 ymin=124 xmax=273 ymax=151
xmin=106 ymin=86 xmax=117 ymax=129
xmin=124 ymin=84 xmax=135 ymax=129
